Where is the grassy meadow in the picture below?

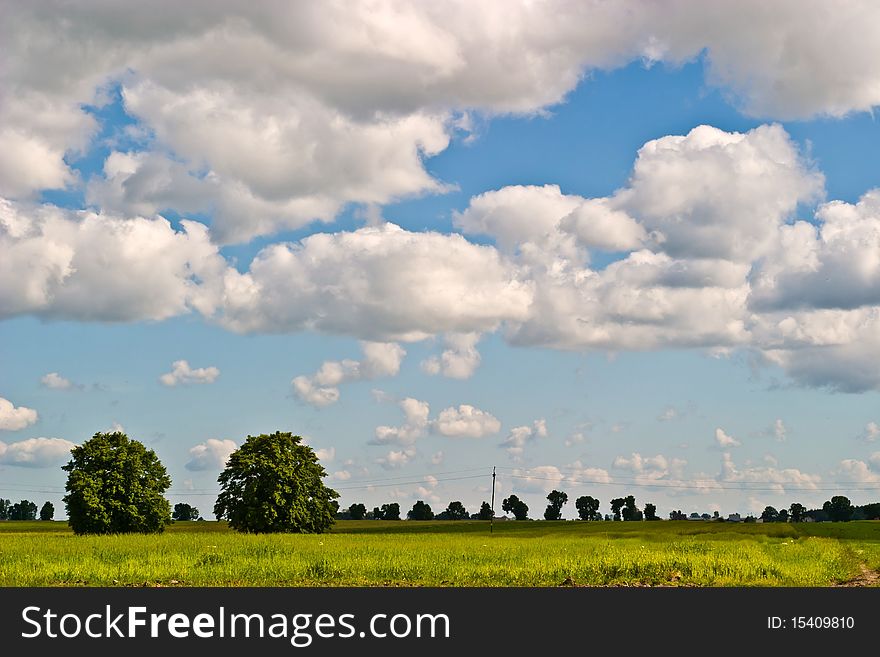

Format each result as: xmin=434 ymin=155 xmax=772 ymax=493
xmin=1 ymin=519 xmax=879 ymax=587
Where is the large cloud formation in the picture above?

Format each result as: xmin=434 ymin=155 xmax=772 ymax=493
xmin=3 ymin=2 xmax=880 ymax=393
xmin=4 ymin=1 xmax=880 ymax=240
xmin=3 ymin=121 xmax=880 ymax=392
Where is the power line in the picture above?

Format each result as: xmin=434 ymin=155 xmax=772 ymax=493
xmin=502 ymin=472 xmax=880 ymax=492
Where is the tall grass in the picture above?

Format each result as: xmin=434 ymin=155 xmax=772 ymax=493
xmin=1 ymin=520 xmax=874 ymax=586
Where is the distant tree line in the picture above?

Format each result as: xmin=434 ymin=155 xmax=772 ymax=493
xmin=0 ymin=499 xmax=54 ymax=521
xmin=335 ymin=490 xmax=663 ymax=522
xmin=335 ymin=492 xmax=880 ymax=524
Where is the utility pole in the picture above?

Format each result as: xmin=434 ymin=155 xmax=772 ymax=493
xmin=490 ymin=466 xmax=496 ymax=534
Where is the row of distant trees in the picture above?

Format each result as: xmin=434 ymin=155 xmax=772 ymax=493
xmin=0 ymin=498 xmax=202 ymax=523
xmin=336 ymin=491 xmax=661 ymax=522
xmin=0 ymin=499 xmax=53 ymax=521
xmin=339 ymin=492 xmax=880 ymax=523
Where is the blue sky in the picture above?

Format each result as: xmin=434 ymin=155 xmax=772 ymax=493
xmin=2 ymin=2 xmax=880 ymax=520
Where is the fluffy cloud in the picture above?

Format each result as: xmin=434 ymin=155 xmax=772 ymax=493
xmin=40 ymin=372 xmax=77 ymax=390
xmin=432 ymin=404 xmax=501 ymax=438
xmin=720 ymin=452 xmax=820 ymax=493
xmin=612 ymin=452 xmax=687 ymax=486
xmin=831 ymin=459 xmax=880 ymax=484
xmin=863 ymin=422 xmax=880 ymax=442
xmin=159 ymin=360 xmax=220 ymax=387
xmin=6 ymin=1 xmax=880 ymax=238
xmin=0 ymin=437 xmax=75 ymax=467
xmin=4 ymin=114 xmax=880 ymax=393
xmin=0 ymin=397 xmax=38 ymax=431
xmin=376 ymin=447 xmax=417 ymax=470
xmin=616 ymin=124 xmax=823 ymax=262
xmin=372 ymin=398 xmax=430 ymax=446
xmin=293 ymin=341 xmax=406 ymax=407
xmin=314 ymin=446 xmax=336 ymax=463
xmin=420 ymin=332 xmax=482 ymax=379
xmin=0 ymin=199 xmax=226 ymax=322
xmin=185 ymin=438 xmax=237 ymax=471
xmin=511 ymin=462 xmax=612 ymax=494
xmin=715 ymin=428 xmax=741 ymax=448
xmin=217 ymin=223 xmax=532 ymax=340
xmin=499 ymin=419 xmax=548 ymax=460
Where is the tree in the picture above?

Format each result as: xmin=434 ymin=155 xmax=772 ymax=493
xmin=408 ymin=500 xmax=434 ymax=520
xmin=760 ymin=506 xmax=779 ymax=523
xmin=789 ymin=503 xmax=806 ymax=523
xmin=0 ymin=498 xmax=10 ymax=520
xmin=544 ymin=490 xmax=568 ymax=520
xmin=443 ymin=501 xmax=469 ymax=520
xmin=63 ymin=432 xmax=171 ymax=535
xmin=823 ymin=496 xmax=854 ymax=522
xmin=172 ymin=503 xmax=200 ymax=521
xmin=669 ymin=509 xmax=687 ymax=520
xmin=502 ymin=495 xmax=529 ymax=520
xmin=575 ymin=495 xmax=601 ymax=521
xmin=858 ymin=502 xmax=880 ymax=520
xmin=39 ymin=501 xmax=55 ymax=521
xmin=644 ymin=503 xmax=658 ymax=521
xmin=477 ymin=501 xmax=493 ymax=520
xmin=214 ymin=431 xmax=339 ymax=533
xmin=621 ymin=495 xmax=641 ymax=521
xmin=610 ymin=498 xmax=625 ymax=521
xmin=778 ymin=509 xmax=789 ymax=523
xmin=10 ymin=500 xmax=38 ymax=521
xmin=348 ymin=503 xmax=367 ymax=520
xmin=379 ymin=502 xmax=400 ymax=520
xmin=372 ymin=506 xmax=382 ymax=520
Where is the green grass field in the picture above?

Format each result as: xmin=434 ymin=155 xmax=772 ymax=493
xmin=2 ymin=519 xmax=879 ymax=587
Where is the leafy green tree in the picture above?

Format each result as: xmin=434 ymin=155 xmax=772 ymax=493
xmin=348 ymin=503 xmax=367 ymax=520
xmin=477 ymin=501 xmax=493 ymax=520
xmin=63 ymin=432 xmax=171 ymax=535
xmin=644 ymin=503 xmax=658 ymax=521
xmin=502 ymin=494 xmax=529 ymax=520
xmin=443 ymin=501 xmax=469 ymax=520
xmin=621 ymin=495 xmax=642 ymax=521
xmin=823 ymin=496 xmax=854 ymax=522
xmin=408 ymin=500 xmax=434 ymax=520
xmin=172 ymin=503 xmax=199 ymax=521
xmin=10 ymin=500 xmax=38 ymax=520
xmin=39 ymin=501 xmax=55 ymax=521
xmin=610 ymin=497 xmax=625 ymax=521
xmin=0 ymin=498 xmax=10 ymax=520
xmin=214 ymin=431 xmax=339 ymax=533
xmin=575 ymin=495 xmax=601 ymax=521
xmin=788 ymin=502 xmax=806 ymax=523
xmin=544 ymin=489 xmax=568 ymax=520
xmin=372 ymin=506 xmax=382 ymax=520
xmin=778 ymin=509 xmax=789 ymax=523
xmin=858 ymin=502 xmax=880 ymax=520
xmin=669 ymin=509 xmax=687 ymax=520
xmin=379 ymin=502 xmax=400 ymax=520
xmin=760 ymin=506 xmax=779 ymax=523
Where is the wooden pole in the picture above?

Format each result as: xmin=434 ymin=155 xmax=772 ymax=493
xmin=490 ymin=466 xmax=496 ymax=533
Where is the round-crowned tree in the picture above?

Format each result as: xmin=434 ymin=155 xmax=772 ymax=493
xmin=63 ymin=432 xmax=172 ymax=535
xmin=214 ymin=432 xmax=339 ymax=533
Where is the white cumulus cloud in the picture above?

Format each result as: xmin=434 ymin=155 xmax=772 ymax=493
xmin=292 ymin=341 xmax=406 ymax=407
xmin=0 ymin=437 xmax=75 ymax=467
xmin=159 ymin=360 xmax=220 ymax=387
xmin=432 ymin=404 xmax=501 ymax=438
xmin=185 ymin=438 xmax=237 ymax=471
xmin=0 ymin=397 xmax=38 ymax=431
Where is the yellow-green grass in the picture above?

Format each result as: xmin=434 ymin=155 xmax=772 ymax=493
xmin=0 ymin=520 xmax=877 ymax=587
